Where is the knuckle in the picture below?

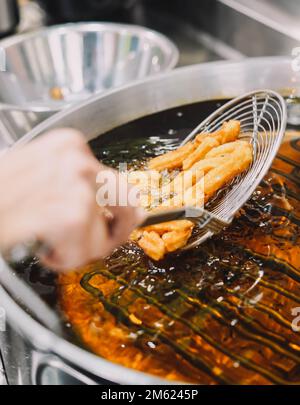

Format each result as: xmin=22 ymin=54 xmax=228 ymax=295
xmin=75 ymin=156 xmax=92 ymax=173
xmin=64 ymin=208 xmax=90 ymax=233
xmin=58 ymin=128 xmax=85 ymax=144
xmin=46 ymin=128 xmax=86 ymax=151
xmin=74 ymin=156 xmax=98 ymax=178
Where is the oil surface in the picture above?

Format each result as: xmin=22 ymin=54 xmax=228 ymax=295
xmin=57 ymin=100 xmax=300 ymax=384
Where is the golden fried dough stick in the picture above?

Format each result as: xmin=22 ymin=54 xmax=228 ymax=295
xmin=183 ymin=120 xmax=240 ymax=170
xmin=130 ymin=120 xmax=253 ymax=261
xmin=205 ymin=140 xmax=246 ymax=158
xmin=183 ymin=180 xmax=205 ymax=207
xmin=195 ymin=120 xmax=241 ymax=145
xmin=182 ymin=137 xmax=219 ymax=170
xmin=182 ymin=142 xmax=252 ymax=206
xmin=131 ymin=220 xmax=194 ymax=260
xmin=160 ymin=179 xmax=205 ymax=210
xmin=149 ymin=142 xmax=252 ymax=212
xmin=148 ymin=121 xmax=240 ymax=172
xmin=203 ymin=160 xmax=238 ymax=200
xmin=141 ymin=219 xmax=194 ymax=235
xmin=161 ymin=156 xmax=229 ymax=197
xmin=161 ymin=157 xmax=224 ymax=209
xmin=161 ymin=171 xmax=193 ymax=198
xmin=203 ymin=143 xmax=252 ymax=200
xmin=148 ymin=142 xmax=195 ymax=171
xmin=214 ymin=120 xmax=241 ymax=143
xmin=162 ymin=228 xmax=193 ymax=252
xmin=191 ymin=156 xmax=230 ymax=177
xmin=137 ymin=231 xmax=166 ymax=261
xmin=128 ymin=170 xmax=161 ymax=208
xmin=160 ymin=174 xmax=204 ymax=210
xmin=130 ymin=228 xmax=144 ymax=241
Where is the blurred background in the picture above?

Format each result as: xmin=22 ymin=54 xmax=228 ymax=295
xmin=3 ymin=0 xmax=300 ymax=66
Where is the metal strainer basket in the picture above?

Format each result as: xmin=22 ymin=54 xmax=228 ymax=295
xmin=141 ymin=89 xmax=287 ymax=250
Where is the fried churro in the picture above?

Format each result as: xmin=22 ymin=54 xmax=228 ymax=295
xmin=130 ymin=120 xmax=252 ymax=260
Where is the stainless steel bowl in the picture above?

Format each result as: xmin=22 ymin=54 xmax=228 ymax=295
xmin=0 ymin=106 xmax=53 ymax=150
xmin=0 ymin=22 xmax=179 ymax=111
xmin=0 ymin=56 xmax=298 ymax=385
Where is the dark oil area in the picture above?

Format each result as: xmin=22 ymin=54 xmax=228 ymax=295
xmin=90 ymin=99 xmax=227 ymax=167
xmin=14 ymin=98 xmax=300 ymax=384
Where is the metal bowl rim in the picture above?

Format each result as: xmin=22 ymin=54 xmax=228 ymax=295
xmin=15 ymin=55 xmax=293 ymax=147
xmin=0 ymin=21 xmax=179 ymax=112
xmin=0 ymin=283 xmax=169 ymax=385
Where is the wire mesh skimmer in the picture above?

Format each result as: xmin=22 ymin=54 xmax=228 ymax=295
xmin=140 ymin=89 xmax=287 ymax=250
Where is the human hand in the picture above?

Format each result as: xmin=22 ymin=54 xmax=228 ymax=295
xmin=0 ymin=129 xmax=143 ymax=270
